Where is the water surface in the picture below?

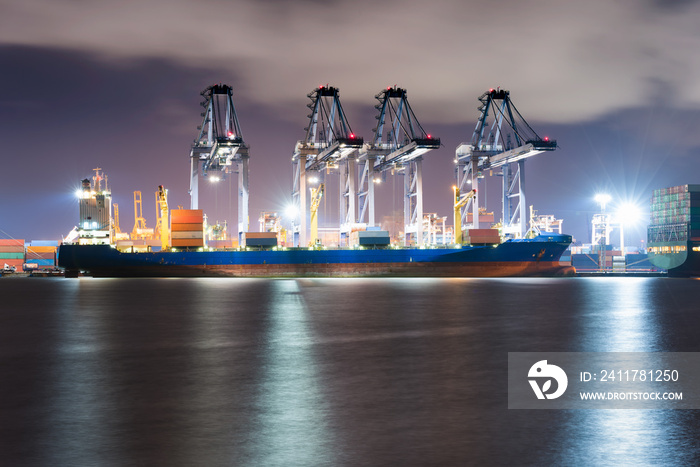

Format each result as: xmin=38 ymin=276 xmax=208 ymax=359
xmin=1 ymin=277 xmax=699 ymax=466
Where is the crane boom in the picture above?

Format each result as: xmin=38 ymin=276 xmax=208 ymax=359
xmin=453 ymin=188 xmax=476 ymax=245
xmin=309 ymin=183 xmax=325 ymax=247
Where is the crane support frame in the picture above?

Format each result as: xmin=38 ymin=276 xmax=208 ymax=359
xmin=455 ymin=89 xmax=556 ymax=238
xmin=291 ymin=86 xmax=361 ymax=246
xmin=188 ymin=83 xmax=250 ymax=243
xmin=364 ymin=86 xmax=438 ymax=244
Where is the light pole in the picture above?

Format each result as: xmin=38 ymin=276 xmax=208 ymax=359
xmin=594 ymin=194 xmax=612 ymax=272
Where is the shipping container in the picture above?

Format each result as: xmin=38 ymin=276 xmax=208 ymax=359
xmin=29 ymin=240 xmax=60 ymax=247
xmin=171 ymin=231 xmax=204 ymax=239
xmin=171 ymin=209 xmax=203 ymax=217
xmin=24 ymin=252 xmax=55 ymax=260
xmin=0 ymin=252 xmax=24 ymax=259
xmin=171 ymin=223 xmax=204 ymax=232
xmin=27 ymin=246 xmax=57 ymax=253
xmin=0 ymin=239 xmax=24 ymax=247
xmin=243 ymin=232 xmax=278 ymax=239
xmin=171 ymin=216 xmax=205 ymax=224
xmin=0 ymin=245 xmax=25 ymax=253
xmin=467 ymin=229 xmax=500 ymax=236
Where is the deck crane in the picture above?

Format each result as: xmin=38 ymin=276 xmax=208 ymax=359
xmin=455 ymin=89 xmax=556 ymax=237
xmin=309 ymin=183 xmax=325 ymax=247
xmin=112 ymin=203 xmax=121 ymax=234
xmin=131 ymin=191 xmax=153 ymax=240
xmin=453 ymin=187 xmax=476 ymax=244
xmin=358 ymin=86 xmax=440 ymax=245
xmin=291 ymin=85 xmax=363 ymax=247
xmin=189 ymin=84 xmax=249 ymax=243
xmin=155 ymin=185 xmax=169 ymax=250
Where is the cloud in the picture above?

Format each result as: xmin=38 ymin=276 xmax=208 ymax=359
xmin=2 ymin=0 xmax=700 ymax=125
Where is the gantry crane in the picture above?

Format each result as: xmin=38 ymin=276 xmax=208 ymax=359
xmin=291 ymin=85 xmax=362 ymax=246
xmin=189 ymin=83 xmax=249 ymax=243
xmin=358 ymin=86 xmax=440 ymax=245
xmin=453 ymin=187 xmax=476 ymax=244
xmin=455 ymin=89 xmax=556 ymax=237
xmin=309 ymin=183 xmax=325 ymax=246
xmin=155 ymin=185 xmax=169 ymax=250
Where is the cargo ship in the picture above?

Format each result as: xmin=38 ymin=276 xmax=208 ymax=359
xmin=647 ymin=184 xmax=700 ymax=277
xmin=58 ymin=233 xmax=574 ymax=278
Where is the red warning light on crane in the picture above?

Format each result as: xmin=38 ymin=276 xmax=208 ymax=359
xmin=427 ymin=134 xmax=432 ymax=139
xmin=544 ymin=136 xmax=549 ymax=141
xmin=349 ymin=133 xmax=355 ymax=139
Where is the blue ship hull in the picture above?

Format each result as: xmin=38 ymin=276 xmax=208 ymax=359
xmin=59 ymin=234 xmax=574 ymax=277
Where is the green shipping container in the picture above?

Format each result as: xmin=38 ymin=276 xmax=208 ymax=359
xmin=0 ymin=252 xmax=24 ymax=259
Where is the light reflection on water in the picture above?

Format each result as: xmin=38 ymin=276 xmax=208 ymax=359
xmin=0 ymin=277 xmax=699 ymax=465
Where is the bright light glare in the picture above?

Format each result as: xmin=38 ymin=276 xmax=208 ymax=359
xmin=594 ymin=193 xmax=612 ymax=209
xmin=308 ymin=176 xmax=319 ymax=184
xmin=285 ymin=204 xmax=299 ymax=219
xmin=75 ymin=189 xmax=84 ymax=198
xmin=209 ymin=176 xmax=221 ymax=183
xmin=617 ymin=202 xmax=643 ymax=225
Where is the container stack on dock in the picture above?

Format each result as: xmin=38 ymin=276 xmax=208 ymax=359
xmin=0 ymin=239 xmax=25 ymax=270
xmin=171 ymin=209 xmax=204 ymax=248
xmin=25 ymin=241 xmax=59 ymax=269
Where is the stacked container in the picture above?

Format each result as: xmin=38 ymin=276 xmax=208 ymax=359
xmin=170 ymin=209 xmax=204 ymax=248
xmin=0 ymin=239 xmax=25 ymax=270
xmin=464 ymin=229 xmax=501 ymax=245
xmin=648 ymin=185 xmax=700 ymax=244
xmin=25 ymin=240 xmax=59 ymax=269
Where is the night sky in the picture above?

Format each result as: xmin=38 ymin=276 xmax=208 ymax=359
xmin=2 ymin=0 xmax=700 ymax=246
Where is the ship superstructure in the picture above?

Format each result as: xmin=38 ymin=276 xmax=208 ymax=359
xmin=76 ymin=168 xmax=112 ymax=245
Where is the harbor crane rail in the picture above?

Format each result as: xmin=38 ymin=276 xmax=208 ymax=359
xmin=455 ymin=89 xmax=556 ymax=237
xmin=189 ymin=83 xmax=249 ymax=243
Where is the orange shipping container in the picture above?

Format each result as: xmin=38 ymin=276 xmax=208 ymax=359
xmin=171 ymin=209 xmax=203 ymax=219
xmin=27 ymin=246 xmax=57 ymax=253
xmin=0 ymin=239 xmax=24 ymax=247
xmin=171 ymin=216 xmax=205 ymax=224
xmin=171 ymin=223 xmax=204 ymax=232
xmin=243 ymin=232 xmax=277 ymax=239
xmin=0 ymin=245 xmax=25 ymax=253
